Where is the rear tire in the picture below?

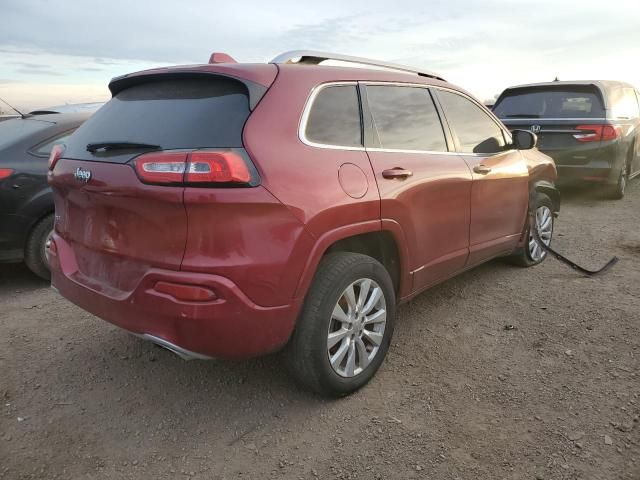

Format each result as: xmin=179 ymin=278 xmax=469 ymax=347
xmin=24 ymin=214 xmax=54 ymax=280
xmin=608 ymin=166 xmax=627 ymax=200
xmin=507 ymin=193 xmax=554 ymax=268
xmin=286 ymin=252 xmax=396 ymax=397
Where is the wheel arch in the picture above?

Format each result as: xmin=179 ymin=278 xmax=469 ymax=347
xmin=19 ymin=188 xmax=55 ymax=242
xmin=532 ymin=180 xmax=560 ymax=213
xmin=293 ymin=221 xmax=411 ymax=302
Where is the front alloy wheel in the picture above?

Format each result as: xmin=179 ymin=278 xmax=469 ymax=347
xmin=528 ymin=205 xmax=553 ymax=262
xmin=506 ymin=192 xmax=554 ymax=268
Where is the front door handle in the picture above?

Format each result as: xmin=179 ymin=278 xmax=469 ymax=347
xmin=473 ymin=164 xmax=492 ymax=174
xmin=382 ymin=168 xmax=413 ymax=179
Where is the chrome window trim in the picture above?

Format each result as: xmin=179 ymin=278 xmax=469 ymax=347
xmin=362 ymin=82 xmax=452 ymax=154
xmin=365 ymin=147 xmax=516 ymax=158
xmin=428 ymin=84 xmax=514 ymax=145
xmin=366 ymin=147 xmax=459 ymax=155
xmin=362 ymin=81 xmax=516 ymax=150
xmin=298 ymin=81 xmax=366 ymax=152
xmin=533 ymin=129 xmax=580 ymax=133
xmin=499 ymin=117 xmax=609 ymax=121
xmin=298 ymin=80 xmax=518 ymax=156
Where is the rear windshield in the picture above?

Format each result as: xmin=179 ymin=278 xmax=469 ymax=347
xmin=0 ymin=118 xmax=51 ymax=150
xmin=493 ymin=87 xmax=605 ymax=119
xmin=64 ymin=77 xmax=250 ymax=160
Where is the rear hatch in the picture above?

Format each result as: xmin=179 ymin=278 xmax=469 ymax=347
xmin=49 ymin=71 xmax=270 ymax=294
xmin=494 ymin=85 xmax=608 ymax=166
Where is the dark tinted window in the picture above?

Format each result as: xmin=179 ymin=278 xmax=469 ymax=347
xmin=610 ymin=88 xmax=640 ymax=119
xmin=0 ymin=118 xmax=50 ymax=150
xmin=32 ymin=131 xmax=75 ymax=156
xmin=493 ymin=87 xmax=605 ymax=119
xmin=65 ymin=78 xmax=250 ymax=162
xmin=366 ymin=86 xmax=447 ymax=151
xmin=305 ymin=85 xmax=361 ymax=147
xmin=438 ymin=90 xmax=506 ymax=154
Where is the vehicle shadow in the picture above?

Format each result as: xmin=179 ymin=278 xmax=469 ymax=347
xmin=1 ymin=238 xmax=562 ymax=473
xmin=20 ymin=261 xmax=509 ymax=447
xmin=41 ymin=259 xmax=510 ymax=411
xmin=0 ymin=262 xmax=49 ymax=295
xmin=556 ymin=183 xmax=616 ymax=204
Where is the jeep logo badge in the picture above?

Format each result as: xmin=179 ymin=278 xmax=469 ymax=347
xmin=530 ymin=125 xmax=541 ymax=134
xmin=74 ymin=167 xmax=92 ymax=183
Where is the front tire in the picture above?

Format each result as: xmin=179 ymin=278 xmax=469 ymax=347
xmin=24 ymin=214 xmax=54 ymax=280
xmin=507 ymin=193 xmax=554 ymax=268
xmin=286 ymin=252 xmax=396 ymax=396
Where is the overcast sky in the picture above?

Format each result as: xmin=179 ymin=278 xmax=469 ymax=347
xmin=1 ymin=0 xmax=640 ymax=111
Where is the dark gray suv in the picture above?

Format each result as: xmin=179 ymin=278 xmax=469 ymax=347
xmin=493 ymin=80 xmax=640 ymax=198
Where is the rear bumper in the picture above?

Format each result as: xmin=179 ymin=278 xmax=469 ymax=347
xmin=49 ymin=234 xmax=301 ymax=359
xmin=554 ymin=160 xmax=617 ymax=185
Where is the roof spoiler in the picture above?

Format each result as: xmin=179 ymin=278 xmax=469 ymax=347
xmin=108 ymin=70 xmax=268 ymax=111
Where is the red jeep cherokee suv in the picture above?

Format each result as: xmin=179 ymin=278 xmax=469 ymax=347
xmin=48 ymin=51 xmax=559 ymax=396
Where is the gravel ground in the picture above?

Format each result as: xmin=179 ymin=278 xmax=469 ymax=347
xmin=1 ymin=182 xmax=639 ymax=480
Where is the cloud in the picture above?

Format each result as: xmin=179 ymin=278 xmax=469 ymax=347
xmin=1 ymin=0 xmax=639 ymax=106
xmin=15 ymin=68 xmax=63 ymax=77
xmin=0 ymin=83 xmax=110 ymax=111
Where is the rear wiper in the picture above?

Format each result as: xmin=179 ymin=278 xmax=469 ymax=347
xmin=87 ymin=141 xmax=160 ymax=153
xmin=504 ymin=114 xmax=541 ymax=118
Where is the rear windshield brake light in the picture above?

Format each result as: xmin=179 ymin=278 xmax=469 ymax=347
xmin=133 ymin=149 xmax=256 ymax=186
xmin=574 ymin=124 xmax=621 ymax=143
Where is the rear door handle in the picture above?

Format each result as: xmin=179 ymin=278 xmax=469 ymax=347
xmin=473 ymin=164 xmax=492 ymax=174
xmin=382 ymin=168 xmax=413 ymax=179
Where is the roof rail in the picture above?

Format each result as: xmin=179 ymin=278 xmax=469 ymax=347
xmin=270 ymin=50 xmax=446 ymax=82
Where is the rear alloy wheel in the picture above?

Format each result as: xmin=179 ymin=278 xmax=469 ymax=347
xmin=24 ymin=213 xmax=54 ymax=280
xmin=327 ymin=278 xmax=387 ymax=378
xmin=507 ymin=193 xmax=554 ymax=267
xmin=286 ymin=252 xmax=395 ymax=396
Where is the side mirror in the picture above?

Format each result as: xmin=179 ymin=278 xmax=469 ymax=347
xmin=512 ymin=129 xmax=537 ymax=150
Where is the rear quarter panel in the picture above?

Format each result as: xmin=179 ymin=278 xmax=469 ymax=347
xmin=241 ymin=66 xmax=382 ymax=302
xmin=181 ymin=186 xmax=315 ymax=307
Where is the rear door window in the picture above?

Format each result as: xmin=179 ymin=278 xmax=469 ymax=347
xmin=493 ymin=87 xmax=605 ymax=119
xmin=304 ymin=85 xmax=362 ymax=148
xmin=610 ymin=88 xmax=640 ymax=119
xmin=365 ymin=85 xmax=448 ymax=152
xmin=64 ymin=77 xmax=251 ymax=163
xmin=31 ymin=130 xmax=76 ymax=156
xmin=437 ymin=90 xmax=507 ymax=154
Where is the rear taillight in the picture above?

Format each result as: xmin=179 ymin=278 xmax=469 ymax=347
xmin=133 ymin=150 xmax=256 ymax=186
xmin=574 ymin=125 xmax=622 ymax=143
xmin=48 ymin=144 xmax=65 ymax=170
xmin=0 ymin=168 xmax=14 ymax=180
xmin=186 ymin=151 xmax=251 ymax=183
xmin=134 ymin=152 xmax=188 ymax=184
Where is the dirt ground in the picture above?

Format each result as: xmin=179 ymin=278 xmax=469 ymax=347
xmin=1 ymin=182 xmax=639 ymax=480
